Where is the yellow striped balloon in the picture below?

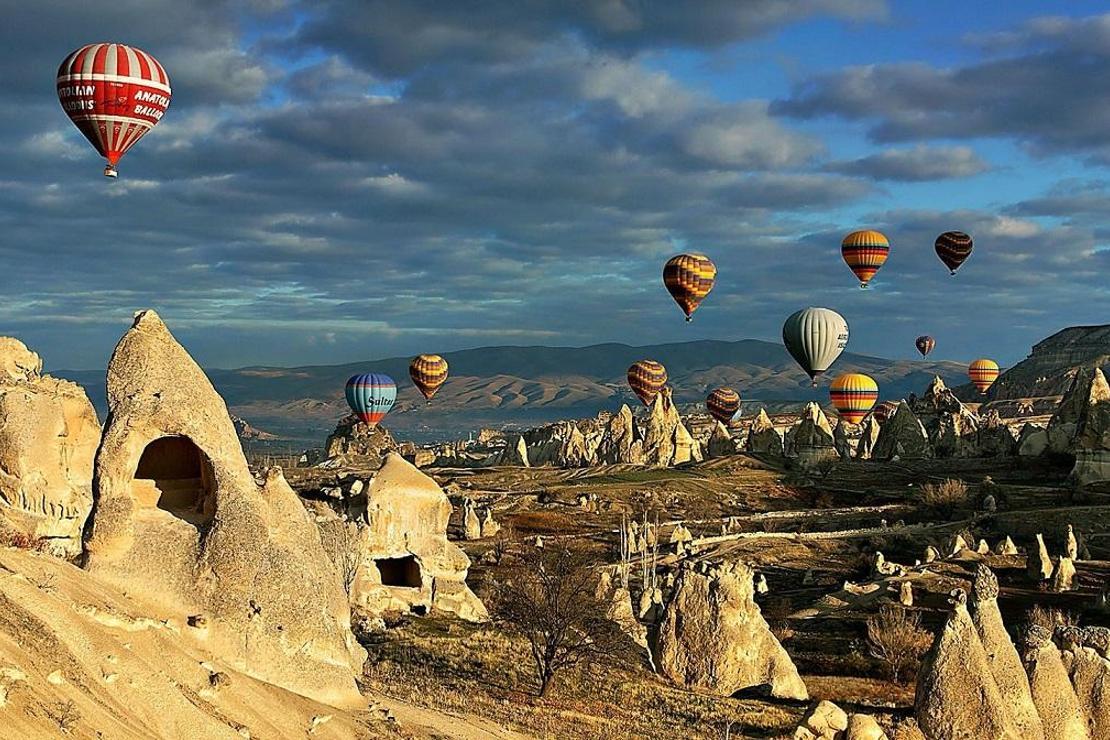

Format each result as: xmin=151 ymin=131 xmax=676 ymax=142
xmin=968 ymin=358 xmax=999 ymax=394
xmin=706 ymin=387 xmax=741 ymax=424
xmin=663 ymin=253 xmax=716 ymax=321
xmin=627 ymin=359 xmax=668 ymax=406
xmin=829 ymin=373 xmax=879 ymax=425
xmin=841 ymin=230 xmax=890 ymax=288
xmin=409 ymin=354 xmax=449 ymax=401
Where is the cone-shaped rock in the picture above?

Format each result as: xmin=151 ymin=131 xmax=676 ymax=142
xmin=746 ymin=409 xmax=784 ymax=456
xmin=1048 ymin=367 xmax=1110 ymax=454
xmin=1022 ymin=625 xmax=1091 ymax=740
xmin=791 ymin=402 xmax=838 ymax=468
xmin=596 ymin=404 xmax=644 ymax=464
xmin=874 ymin=402 xmax=933 ymax=461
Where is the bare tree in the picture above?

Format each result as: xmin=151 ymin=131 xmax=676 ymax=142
xmin=491 ymin=545 xmax=627 ymax=697
xmin=333 ymin=522 xmax=361 ymax=596
xmin=867 ymin=605 xmax=932 ymax=683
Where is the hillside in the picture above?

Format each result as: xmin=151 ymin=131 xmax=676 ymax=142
xmin=60 ymin=339 xmax=965 ymax=445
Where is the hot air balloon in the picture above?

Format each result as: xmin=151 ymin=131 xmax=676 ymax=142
xmin=782 ymin=307 xmax=849 ymax=386
xmin=872 ymin=400 xmax=899 ymax=424
xmin=841 ymin=230 xmax=890 ymax=288
xmin=57 ymin=43 xmax=171 ymax=178
xmin=968 ymin=359 xmax=999 ymax=395
xmin=706 ymin=387 xmax=741 ymax=424
xmin=935 ymin=231 xmax=973 ymax=275
xmin=627 ymin=360 xmax=667 ymax=406
xmin=663 ymin=254 xmax=716 ymax=321
xmin=916 ymin=335 xmax=936 ymax=358
xmin=829 ymin=373 xmax=879 ymax=425
xmin=409 ymin=354 xmax=449 ymax=402
xmin=345 ymin=373 xmax=396 ymax=428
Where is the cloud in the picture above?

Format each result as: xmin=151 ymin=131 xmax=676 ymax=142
xmin=824 ymin=145 xmax=989 ymax=181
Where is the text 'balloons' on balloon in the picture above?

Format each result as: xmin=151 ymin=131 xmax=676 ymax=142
xmin=916 ymin=335 xmax=936 ymax=358
xmin=57 ymin=43 xmax=171 ymax=178
xmin=627 ymin=360 xmax=667 ymax=406
xmin=968 ymin=359 xmax=1000 ymax=395
xmin=663 ymin=253 xmax=716 ymax=322
xmin=872 ymin=400 xmax=899 ymax=425
xmin=345 ymin=373 xmax=396 ymax=428
xmin=409 ymin=354 xmax=449 ymax=401
xmin=841 ymin=230 xmax=890 ymax=288
xmin=706 ymin=387 xmax=741 ymax=424
xmin=782 ymin=307 xmax=849 ymax=386
xmin=829 ymin=373 xmax=879 ymax=425
xmin=935 ymin=231 xmax=973 ymax=275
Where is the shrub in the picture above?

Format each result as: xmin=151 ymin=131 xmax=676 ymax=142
xmin=867 ymin=606 xmax=932 ymax=683
xmin=1024 ymin=605 xmax=1076 ymax=634
xmin=920 ymin=479 xmax=970 ymax=517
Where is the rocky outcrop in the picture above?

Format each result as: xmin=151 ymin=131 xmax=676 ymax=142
xmin=1048 ymin=367 xmax=1110 ymax=455
xmin=655 ymin=561 xmax=807 ymax=700
xmin=746 ymin=409 xmax=785 ymax=456
xmin=324 ymin=414 xmax=397 ymax=464
xmin=873 ymin=402 xmax=932 ymax=461
xmin=1022 ymin=626 xmax=1091 ymax=740
xmin=969 ymin=566 xmax=1044 ymax=740
xmin=790 ymin=403 xmax=837 ymax=468
xmin=975 ymin=411 xmax=1017 ymax=457
xmin=596 ymin=404 xmax=644 ymax=465
xmin=1028 ymin=534 xmax=1053 ymax=583
xmin=83 ymin=310 xmax=365 ymax=707
xmin=833 ymin=419 xmax=855 ymax=460
xmin=911 ymin=377 xmax=980 ymax=458
xmin=794 ymin=701 xmax=890 ymax=740
xmin=525 ymin=420 xmax=595 ymax=467
xmin=641 ymin=388 xmax=702 ymax=467
xmin=497 ymin=434 xmax=531 ymax=466
xmin=1017 ymin=424 xmax=1049 ymax=457
xmin=0 ymin=338 xmax=100 ymax=556
xmin=984 ymin=325 xmax=1110 ymax=403
xmin=1069 ymin=368 xmax=1110 ymax=484
xmin=706 ymin=420 xmax=737 ymax=457
xmin=1060 ymin=636 xmax=1110 ymax=740
xmin=855 ymin=416 xmax=881 ymax=460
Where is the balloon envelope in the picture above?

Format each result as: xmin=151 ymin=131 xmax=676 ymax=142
xmin=345 ymin=373 xmax=396 ymax=427
xmin=829 ymin=373 xmax=879 ymax=425
xmin=663 ymin=254 xmax=716 ymax=321
xmin=409 ymin=354 xmax=449 ymax=400
xmin=706 ymin=387 xmax=741 ymax=424
xmin=782 ymin=307 xmax=849 ymax=384
xmin=935 ymin=231 xmax=973 ymax=274
xmin=916 ymin=335 xmax=935 ymax=358
xmin=968 ymin=359 xmax=999 ymax=394
xmin=57 ymin=43 xmax=171 ymax=176
xmin=841 ymin=230 xmax=890 ymax=288
xmin=627 ymin=360 xmax=667 ymax=406
xmin=872 ymin=400 xmax=899 ymax=424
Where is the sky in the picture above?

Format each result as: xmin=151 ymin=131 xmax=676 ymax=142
xmin=1 ymin=1 xmax=1107 ymax=371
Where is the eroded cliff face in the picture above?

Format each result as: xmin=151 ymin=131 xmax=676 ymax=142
xmin=975 ymin=325 xmax=1110 ymax=403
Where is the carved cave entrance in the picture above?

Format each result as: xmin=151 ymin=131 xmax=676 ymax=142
xmin=133 ymin=436 xmax=216 ymax=526
xmin=374 ymin=556 xmax=422 ymax=588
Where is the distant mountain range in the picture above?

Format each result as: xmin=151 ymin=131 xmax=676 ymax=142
xmin=59 ymin=338 xmax=966 ymax=446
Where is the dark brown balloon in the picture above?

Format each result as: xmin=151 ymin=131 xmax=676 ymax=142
xmin=935 ymin=231 xmax=973 ymax=274
xmin=915 ymin=335 xmax=935 ymax=358
xmin=706 ymin=387 xmax=740 ymax=424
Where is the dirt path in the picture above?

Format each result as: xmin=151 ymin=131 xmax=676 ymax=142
xmin=373 ymin=695 xmax=534 ymax=739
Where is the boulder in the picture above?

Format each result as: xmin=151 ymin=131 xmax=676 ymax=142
xmin=0 ymin=338 xmax=100 ymax=556
xmin=655 ymin=561 xmax=807 ymax=700
xmin=596 ymin=405 xmax=644 ymax=465
xmin=1048 ymin=367 xmax=1110 ymax=454
xmin=873 ymin=402 xmax=932 ymax=461
xmin=794 ymin=700 xmax=847 ymax=739
xmin=83 ymin=310 xmax=365 ymax=707
xmin=900 ymin=581 xmax=914 ymax=607
xmin=969 ymin=565 xmax=1045 ymax=740
xmin=1022 ymin=625 xmax=1091 ymax=740
xmin=790 ymin=403 xmax=838 ymax=468
xmin=997 ymin=536 xmax=1019 ymax=556
xmin=1051 ymin=557 xmax=1076 ymax=592
xmin=323 ymin=414 xmax=396 ymax=464
xmin=706 ymin=420 xmax=737 ymax=458
xmin=1066 ymin=525 xmax=1079 ymax=561
xmin=746 ymin=409 xmax=784 ymax=456
xmin=846 ymin=714 xmax=889 ymax=740
xmin=914 ymin=590 xmax=1021 ymax=740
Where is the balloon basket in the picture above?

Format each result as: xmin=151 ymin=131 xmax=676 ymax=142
xmin=685 ymin=316 xmax=692 ymax=323
xmin=103 ymin=165 xmax=118 ymax=178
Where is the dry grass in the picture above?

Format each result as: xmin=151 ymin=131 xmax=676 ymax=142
xmin=0 ymin=529 xmax=46 ymax=551
xmin=920 ymin=479 xmax=970 ymax=516
xmin=866 ymin=607 xmax=933 ymax=684
xmin=1024 ymin=605 xmax=1077 ymax=633
xmin=361 ymin=617 xmax=800 ymax=739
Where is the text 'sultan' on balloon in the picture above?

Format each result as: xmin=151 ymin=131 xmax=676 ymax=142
xmin=409 ymin=354 xmax=449 ymax=401
xmin=916 ymin=335 xmax=936 ymax=358
xmin=345 ymin=373 xmax=396 ymax=428
xmin=935 ymin=231 xmax=973 ymax=275
xmin=841 ymin=230 xmax=889 ymax=288
xmin=829 ymin=373 xmax=879 ymax=425
xmin=627 ymin=360 xmax=668 ymax=406
xmin=663 ymin=254 xmax=716 ymax=321
xmin=706 ymin=387 xmax=741 ymax=424
xmin=56 ymin=43 xmax=171 ymax=178
xmin=968 ymin=359 xmax=1000 ymax=395
xmin=782 ymin=307 xmax=849 ymax=385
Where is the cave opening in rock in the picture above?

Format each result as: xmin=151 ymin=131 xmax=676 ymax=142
xmin=374 ymin=556 xmax=422 ymax=588
xmin=133 ymin=436 xmax=216 ymax=526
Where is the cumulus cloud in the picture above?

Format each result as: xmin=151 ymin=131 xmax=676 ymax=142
xmin=825 ymin=145 xmax=989 ymax=181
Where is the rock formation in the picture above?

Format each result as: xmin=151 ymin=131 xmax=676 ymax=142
xmin=912 ymin=377 xmax=981 ymax=458
xmin=855 ymin=415 xmax=881 ymax=460
xmin=655 ymin=561 xmax=807 ymax=700
xmin=497 ymin=434 xmax=531 ymax=466
xmin=1048 ymin=367 xmax=1110 ymax=455
xmin=462 ymin=498 xmax=482 ymax=540
xmin=746 ymin=409 xmax=785 ymax=456
xmin=1017 ymin=424 xmax=1049 ymax=457
xmin=873 ymin=402 xmax=932 ymax=461
xmin=794 ymin=701 xmax=890 ymax=740
xmin=1066 ymin=525 xmax=1079 ymax=560
xmin=324 ymin=414 xmax=397 ymax=465
xmin=0 ymin=338 xmax=100 ymax=556
xmin=790 ymin=403 xmax=838 ymax=468
xmin=480 ymin=507 xmax=500 ymax=538
xmin=969 ymin=566 xmax=1045 ymax=740
xmin=706 ymin=420 xmax=737 ymax=457
xmin=998 ymin=536 xmax=1019 ymax=556
xmin=833 ymin=419 xmax=856 ymax=460
xmin=595 ymin=404 xmax=644 ymax=465
xmin=1022 ymin=625 xmax=1091 ymax=740
xmin=525 ymin=420 xmax=595 ymax=467
xmin=1069 ymin=368 xmax=1110 ymax=484
xmin=1028 ymin=534 xmax=1053 ymax=582
xmin=596 ymin=570 xmax=649 ymax=651
xmin=1060 ymin=632 xmax=1110 ymax=740
xmin=1051 ymin=557 xmax=1076 ymax=592
xmin=975 ymin=411 xmax=1017 ymax=457
xmin=83 ymin=310 xmax=365 ymax=707
xmin=641 ymin=388 xmax=702 ymax=467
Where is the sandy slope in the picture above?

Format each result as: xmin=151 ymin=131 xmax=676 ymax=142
xmin=0 ymin=547 xmax=528 ymax=740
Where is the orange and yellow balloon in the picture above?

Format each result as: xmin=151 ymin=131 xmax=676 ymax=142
xmin=627 ymin=360 xmax=668 ymax=406
xmin=663 ymin=253 xmax=716 ymax=321
xmin=968 ymin=359 xmax=999 ymax=394
xmin=706 ymin=387 xmax=741 ymax=424
xmin=841 ymin=230 xmax=890 ymax=288
xmin=409 ymin=354 xmax=449 ymax=402
xmin=829 ymin=373 xmax=879 ymax=425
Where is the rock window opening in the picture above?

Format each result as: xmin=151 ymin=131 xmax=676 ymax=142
xmin=374 ymin=556 xmax=422 ymax=588
xmin=133 ymin=436 xmax=216 ymax=526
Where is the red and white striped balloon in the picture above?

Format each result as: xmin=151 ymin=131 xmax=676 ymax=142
xmin=56 ymin=43 xmax=171 ymax=177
